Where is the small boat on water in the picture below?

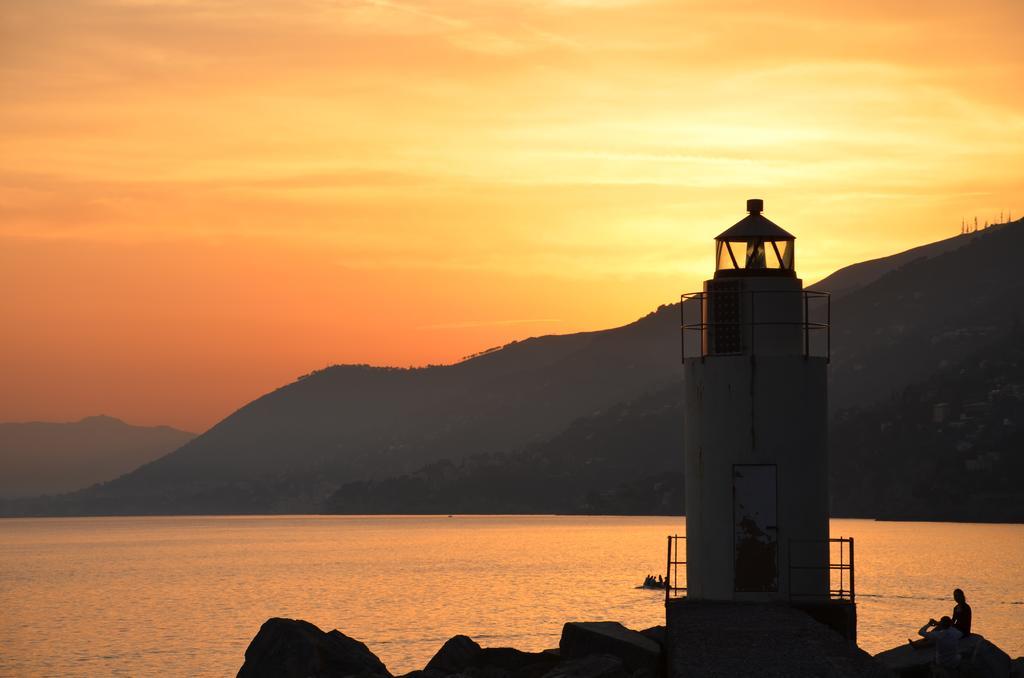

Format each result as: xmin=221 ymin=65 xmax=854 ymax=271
xmin=638 ymin=575 xmax=667 ymax=590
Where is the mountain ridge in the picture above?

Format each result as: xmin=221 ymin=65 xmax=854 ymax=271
xmin=811 ymin=230 xmax=978 ymax=298
xmin=6 ymin=220 xmax=1022 ymax=517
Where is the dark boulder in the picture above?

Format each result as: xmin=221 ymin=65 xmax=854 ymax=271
xmin=874 ymin=634 xmax=1011 ymax=678
xmin=426 ymin=636 xmax=483 ymax=674
xmin=540 ymin=654 xmax=627 ymax=678
xmin=426 ymin=636 xmax=560 ymax=678
xmin=237 ymin=617 xmax=391 ymax=678
xmin=477 ymin=647 xmax=560 ymax=675
xmin=638 ymin=627 xmax=665 ymax=649
xmin=959 ymin=636 xmax=1013 ymax=678
xmin=559 ymin=622 xmax=661 ymax=678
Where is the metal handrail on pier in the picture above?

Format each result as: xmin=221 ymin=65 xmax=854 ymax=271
xmin=665 ymin=535 xmax=687 ymax=603
xmin=663 ymin=535 xmax=853 ymax=604
xmin=789 ymin=537 xmax=855 ymax=603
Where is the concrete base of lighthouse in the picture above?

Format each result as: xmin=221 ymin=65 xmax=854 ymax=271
xmin=793 ymin=599 xmax=858 ymax=643
xmin=664 ymin=599 xmax=863 ymax=678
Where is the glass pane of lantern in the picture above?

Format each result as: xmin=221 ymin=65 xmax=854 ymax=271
xmin=717 ymin=241 xmax=736 ymax=270
xmin=774 ymin=240 xmax=794 ymax=269
xmin=744 ymin=239 xmax=767 ymax=268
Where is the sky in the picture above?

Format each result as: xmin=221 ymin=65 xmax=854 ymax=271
xmin=2 ymin=0 xmax=1023 ymax=432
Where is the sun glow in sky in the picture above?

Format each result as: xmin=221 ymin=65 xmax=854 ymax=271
xmin=2 ymin=0 xmax=1023 ymax=431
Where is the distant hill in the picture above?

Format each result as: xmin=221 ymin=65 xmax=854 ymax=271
xmin=14 ymin=219 xmax=1024 ymax=518
xmin=0 ymin=416 xmax=195 ymax=498
xmin=30 ymin=309 xmax=680 ymax=514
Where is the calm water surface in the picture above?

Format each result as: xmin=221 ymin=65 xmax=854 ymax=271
xmin=1 ymin=516 xmax=1021 ymax=677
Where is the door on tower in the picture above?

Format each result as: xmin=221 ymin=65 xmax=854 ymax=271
xmin=733 ymin=464 xmax=778 ymax=592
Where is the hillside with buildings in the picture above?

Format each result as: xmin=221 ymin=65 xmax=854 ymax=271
xmin=827 ymin=219 xmax=1024 ymax=413
xmin=328 ymin=323 xmax=1024 ymax=521
xmin=830 ymin=328 xmax=1024 ymax=522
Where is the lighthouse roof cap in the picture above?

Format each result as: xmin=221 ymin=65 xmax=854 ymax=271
xmin=715 ymin=199 xmax=795 ymax=241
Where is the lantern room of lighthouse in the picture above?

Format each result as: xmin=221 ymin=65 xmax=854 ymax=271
xmin=680 ymin=198 xmax=834 ymax=604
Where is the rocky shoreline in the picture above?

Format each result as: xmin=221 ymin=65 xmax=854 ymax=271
xmin=236 ymin=613 xmax=1024 ymax=678
xmin=237 ymin=618 xmax=665 ymax=678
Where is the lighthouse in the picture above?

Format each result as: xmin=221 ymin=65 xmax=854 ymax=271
xmin=679 ymin=199 xmax=848 ymax=613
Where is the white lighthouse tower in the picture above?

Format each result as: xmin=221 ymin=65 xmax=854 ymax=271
xmin=680 ymin=199 xmax=843 ymax=609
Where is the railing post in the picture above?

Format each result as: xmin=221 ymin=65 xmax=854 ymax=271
xmin=666 ymin=535 xmax=672 ymax=605
xmin=848 ymin=538 xmax=855 ymax=603
xmin=837 ymin=538 xmax=844 ymax=600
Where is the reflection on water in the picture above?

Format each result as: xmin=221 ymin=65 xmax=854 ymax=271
xmin=0 ymin=516 xmax=1021 ymax=676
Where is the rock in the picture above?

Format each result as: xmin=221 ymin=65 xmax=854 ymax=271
xmin=873 ymin=634 xmax=1011 ymax=678
xmin=540 ymin=654 xmax=627 ymax=678
xmin=470 ymin=648 xmax=560 ymax=678
xmin=872 ymin=639 xmax=942 ymax=677
xmin=461 ymin=667 xmax=511 ymax=678
xmin=477 ymin=648 xmax=559 ymax=674
xmin=959 ymin=636 xmax=1013 ymax=678
xmin=559 ymin=622 xmax=661 ymax=678
xmin=638 ymin=627 xmax=665 ymax=649
xmin=479 ymin=647 xmax=552 ymax=675
xmin=426 ymin=636 xmax=559 ymax=678
xmin=427 ymin=636 xmax=483 ymax=674
xmin=238 ymin=618 xmax=391 ymax=678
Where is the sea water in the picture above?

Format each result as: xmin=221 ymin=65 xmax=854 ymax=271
xmin=1 ymin=516 xmax=1021 ymax=676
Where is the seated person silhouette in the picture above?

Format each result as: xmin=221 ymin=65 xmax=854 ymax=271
xmin=910 ymin=588 xmax=973 ymax=647
xmin=917 ymin=617 xmax=962 ymax=671
xmin=951 ymin=588 xmax=972 ymax=637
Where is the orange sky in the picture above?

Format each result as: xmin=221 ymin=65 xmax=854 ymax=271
xmin=2 ymin=0 xmax=1023 ymax=432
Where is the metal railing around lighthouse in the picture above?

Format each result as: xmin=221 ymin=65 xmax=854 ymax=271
xmin=664 ymin=535 xmax=854 ymax=604
xmin=665 ymin=535 xmax=687 ymax=603
xmin=680 ymin=289 xmax=830 ymax=363
xmin=789 ymin=537 xmax=855 ymax=603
